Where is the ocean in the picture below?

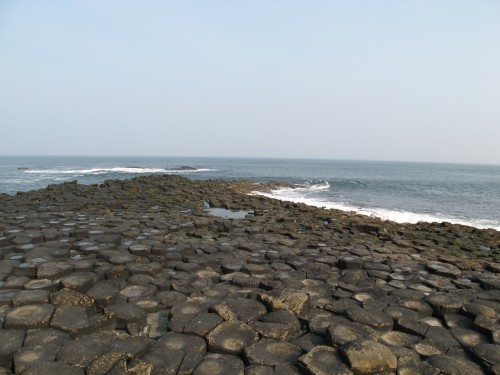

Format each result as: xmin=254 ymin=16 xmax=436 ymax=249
xmin=0 ymin=156 xmax=499 ymax=231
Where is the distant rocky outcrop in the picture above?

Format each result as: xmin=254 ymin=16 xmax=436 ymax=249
xmin=165 ymin=166 xmax=197 ymax=171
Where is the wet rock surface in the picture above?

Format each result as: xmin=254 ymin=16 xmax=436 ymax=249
xmin=0 ymin=175 xmax=498 ymax=374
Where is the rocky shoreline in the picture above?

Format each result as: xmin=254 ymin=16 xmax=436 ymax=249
xmin=0 ymin=175 xmax=498 ymax=375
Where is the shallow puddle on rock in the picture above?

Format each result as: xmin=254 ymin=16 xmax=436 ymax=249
xmin=203 ymin=203 xmax=250 ymax=219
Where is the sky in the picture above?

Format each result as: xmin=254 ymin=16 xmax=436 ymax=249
xmin=1 ymin=1 xmax=499 ymax=164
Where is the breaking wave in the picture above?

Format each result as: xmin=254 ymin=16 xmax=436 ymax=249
xmin=252 ymin=184 xmax=500 ymax=231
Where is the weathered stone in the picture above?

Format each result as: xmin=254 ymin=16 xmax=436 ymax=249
xmin=345 ymin=305 xmax=393 ymax=331
xmin=120 ymin=284 xmax=158 ymax=300
xmin=259 ymin=289 xmax=309 ymax=318
xmin=462 ymin=302 xmax=497 ymax=319
xmin=3 ymin=276 xmax=30 ymax=289
xmin=50 ymin=288 xmax=96 ymax=312
xmin=327 ymin=319 xmax=379 ymax=347
xmin=183 ymin=312 xmax=223 ymax=337
xmin=127 ymin=262 xmax=162 ymax=277
xmin=471 ymin=343 xmax=500 ymax=366
xmin=107 ymin=358 xmax=153 ymax=375
xmin=146 ymin=310 xmax=169 ymax=339
xmin=51 ymin=305 xmax=116 ymax=337
xmin=443 ymin=313 xmax=474 ymax=329
xmin=36 ymin=261 xmax=73 ymax=279
xmin=0 ymin=329 xmax=25 ymax=368
xmin=298 ymin=345 xmax=353 ymax=375
xmin=250 ymin=309 xmax=302 ymax=340
xmin=244 ymin=364 xmax=274 ymax=375
xmin=326 ymin=298 xmax=361 ymax=315
xmin=425 ymin=293 xmax=465 ymax=317
xmin=383 ymin=305 xmax=419 ymax=321
xmin=12 ymin=289 xmax=49 ymax=306
xmin=380 ymin=331 xmax=420 ymax=348
xmin=206 ymin=321 xmax=259 ymax=355
xmin=426 ymin=261 xmax=461 ymax=278
xmin=24 ymin=328 xmax=70 ymax=349
xmin=412 ymin=339 xmax=445 ymax=357
xmin=395 ymin=317 xmax=429 ymax=337
xmin=212 ymin=297 xmax=267 ymax=323
xmin=59 ymin=272 xmax=95 ymax=292
xmin=337 ymin=256 xmax=363 ymax=270
xmin=23 ymin=278 xmax=55 ymax=291
xmin=450 ymin=327 xmax=489 ymax=348
xmin=339 ymin=339 xmax=397 ymax=374
xmin=291 ymin=332 xmax=326 ymax=352
xmin=105 ymin=303 xmax=147 ymax=335
xmin=338 ymin=269 xmax=369 ymax=285
xmin=12 ymin=262 xmax=38 ymax=277
xmin=142 ymin=332 xmax=206 ymax=375
xmin=86 ymin=352 xmax=128 ymax=375
xmin=244 ymin=340 xmax=303 ymax=366
xmin=193 ymin=353 xmax=244 ymax=375
xmin=87 ymin=281 xmax=120 ymax=308
xmin=23 ymin=362 xmax=85 ymax=375
xmin=427 ymin=355 xmax=484 ymax=375
xmin=5 ymin=304 xmax=54 ymax=329
xmin=57 ymin=331 xmax=151 ymax=369
xmin=399 ymin=299 xmax=434 ymax=317
xmin=308 ymin=309 xmax=341 ymax=335
xmin=57 ymin=332 xmax=119 ymax=368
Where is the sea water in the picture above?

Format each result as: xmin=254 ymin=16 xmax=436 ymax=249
xmin=0 ymin=156 xmax=498 ymax=231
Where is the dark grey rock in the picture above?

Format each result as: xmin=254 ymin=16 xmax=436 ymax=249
xmin=213 ymin=297 xmax=267 ymax=323
xmin=339 ymin=339 xmax=397 ymax=374
xmin=183 ymin=312 xmax=224 ymax=337
xmin=425 ymin=293 xmax=465 ymax=317
xmin=395 ymin=317 xmax=430 ymax=337
xmin=50 ymin=305 xmax=116 ymax=338
xmin=193 ymin=353 xmax=244 ymax=375
xmin=11 ymin=289 xmax=49 ymax=306
xmin=59 ymin=272 xmax=95 ymax=292
xmin=345 ymin=305 xmax=393 ymax=331
xmin=450 ymin=327 xmax=489 ymax=349
xmin=471 ymin=343 xmax=500 ymax=366
xmin=23 ymin=362 xmax=85 ymax=375
xmin=250 ymin=309 xmax=301 ymax=340
xmin=0 ymin=329 xmax=25 ymax=368
xmin=427 ymin=355 xmax=484 ymax=375
xmin=206 ymin=321 xmax=259 ymax=355
xmin=291 ymin=333 xmax=326 ymax=352
xmin=426 ymin=261 xmax=461 ymax=278
xmin=327 ymin=319 xmax=379 ymax=347
xmin=259 ymin=289 xmax=309 ymax=319
xmin=5 ymin=304 xmax=55 ymax=329
xmin=105 ymin=303 xmax=147 ymax=335
xmin=337 ymin=256 xmax=363 ymax=270
xmin=244 ymin=339 xmax=302 ymax=366
xmin=380 ymin=331 xmax=420 ymax=348
xmin=36 ymin=261 xmax=73 ymax=279
xmin=298 ymin=345 xmax=352 ymax=375
xmin=142 ymin=332 xmax=206 ymax=375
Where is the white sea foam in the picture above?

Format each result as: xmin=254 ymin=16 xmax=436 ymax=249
xmin=24 ymin=167 xmax=213 ymax=175
xmin=252 ymin=186 xmax=500 ymax=231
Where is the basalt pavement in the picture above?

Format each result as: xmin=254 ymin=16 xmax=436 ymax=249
xmin=0 ymin=175 xmax=499 ymax=375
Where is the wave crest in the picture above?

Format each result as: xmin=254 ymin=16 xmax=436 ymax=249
xmin=252 ymin=186 xmax=500 ymax=231
xmin=24 ymin=167 xmax=213 ymax=175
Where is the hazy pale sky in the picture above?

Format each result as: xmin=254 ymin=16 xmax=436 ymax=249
xmin=1 ymin=1 xmax=499 ymax=164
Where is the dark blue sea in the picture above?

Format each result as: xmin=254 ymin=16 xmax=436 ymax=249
xmin=1 ymin=156 xmax=499 ymax=231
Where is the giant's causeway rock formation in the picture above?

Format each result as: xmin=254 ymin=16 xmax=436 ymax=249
xmin=0 ymin=175 xmax=498 ymax=374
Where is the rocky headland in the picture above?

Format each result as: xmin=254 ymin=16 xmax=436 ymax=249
xmin=0 ymin=175 xmax=498 ymax=375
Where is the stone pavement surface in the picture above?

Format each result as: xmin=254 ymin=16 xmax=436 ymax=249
xmin=0 ymin=175 xmax=498 ymax=374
